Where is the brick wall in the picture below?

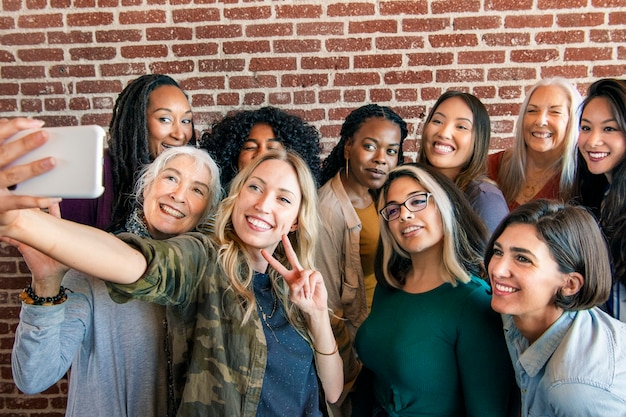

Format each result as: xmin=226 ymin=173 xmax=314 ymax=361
xmin=1 ymin=0 xmax=625 ymax=415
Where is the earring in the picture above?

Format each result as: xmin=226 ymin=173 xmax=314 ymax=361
xmin=345 ymin=158 xmax=349 ymax=179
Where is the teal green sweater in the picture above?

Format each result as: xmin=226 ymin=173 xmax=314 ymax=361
xmin=355 ymin=276 xmax=514 ymax=417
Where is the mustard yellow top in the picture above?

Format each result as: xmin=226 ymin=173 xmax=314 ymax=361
xmin=354 ymin=202 xmax=379 ymax=309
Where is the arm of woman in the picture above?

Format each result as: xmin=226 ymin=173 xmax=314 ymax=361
xmin=456 ymin=285 xmax=516 ymax=417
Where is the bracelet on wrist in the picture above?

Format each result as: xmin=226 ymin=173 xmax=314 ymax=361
xmin=313 ymin=341 xmax=339 ymax=356
xmin=19 ymin=284 xmax=71 ymax=306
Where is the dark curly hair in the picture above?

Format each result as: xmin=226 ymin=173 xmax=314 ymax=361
xmin=107 ymin=74 xmax=195 ymax=232
xmin=320 ymin=104 xmax=408 ymax=186
xmin=199 ymin=106 xmax=322 ymax=188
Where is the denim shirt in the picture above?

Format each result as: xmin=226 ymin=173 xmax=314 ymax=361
xmin=502 ymin=309 xmax=626 ymax=417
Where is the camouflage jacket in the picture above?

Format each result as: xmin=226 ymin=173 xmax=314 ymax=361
xmin=108 ymin=232 xmax=267 ymax=417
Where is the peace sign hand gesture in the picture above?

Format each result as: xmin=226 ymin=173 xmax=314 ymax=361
xmin=261 ymin=234 xmax=328 ymax=317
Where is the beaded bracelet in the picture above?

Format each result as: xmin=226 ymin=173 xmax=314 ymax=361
xmin=313 ymin=341 xmax=339 ymax=356
xmin=19 ymin=284 xmax=71 ymax=306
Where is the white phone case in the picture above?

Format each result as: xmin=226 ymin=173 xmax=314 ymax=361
xmin=6 ymin=125 xmax=106 ymax=198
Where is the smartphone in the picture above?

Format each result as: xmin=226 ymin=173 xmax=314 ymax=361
xmin=6 ymin=125 xmax=106 ymax=198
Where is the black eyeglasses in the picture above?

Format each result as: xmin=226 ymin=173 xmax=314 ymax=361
xmin=379 ymin=192 xmax=432 ymax=221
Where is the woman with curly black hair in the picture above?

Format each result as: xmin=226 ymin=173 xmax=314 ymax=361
xmin=316 ymin=104 xmax=407 ymax=417
xmin=61 ymin=74 xmax=196 ymax=232
xmin=199 ymin=106 xmax=322 ymax=189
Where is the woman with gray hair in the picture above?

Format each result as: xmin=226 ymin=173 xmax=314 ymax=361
xmin=10 ymin=146 xmax=221 ymax=417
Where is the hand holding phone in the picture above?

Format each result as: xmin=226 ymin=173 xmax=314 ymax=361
xmin=5 ymin=125 xmax=105 ymax=198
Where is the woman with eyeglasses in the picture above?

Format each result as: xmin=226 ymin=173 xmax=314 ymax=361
xmin=353 ymin=163 xmax=516 ymax=417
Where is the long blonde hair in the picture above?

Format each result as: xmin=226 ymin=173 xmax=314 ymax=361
xmin=214 ymin=150 xmax=319 ymax=326
xmin=497 ymin=77 xmax=582 ymax=203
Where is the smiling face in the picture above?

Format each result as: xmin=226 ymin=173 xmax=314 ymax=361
xmin=231 ymin=158 xmax=301 ymax=258
xmin=146 ymin=85 xmax=194 ymax=159
xmin=578 ymin=97 xmax=626 ymax=182
xmin=142 ymin=155 xmax=211 ymax=240
xmin=489 ymin=223 xmax=569 ymax=330
xmin=237 ymin=123 xmax=284 ymax=171
xmin=422 ymin=96 xmax=475 ymax=180
xmin=522 ymin=85 xmax=571 ymax=156
xmin=344 ymin=117 xmax=402 ymax=191
xmin=385 ymin=176 xmax=443 ymax=256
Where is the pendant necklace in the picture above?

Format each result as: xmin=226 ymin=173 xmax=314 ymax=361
xmin=258 ymin=288 xmax=278 ymax=331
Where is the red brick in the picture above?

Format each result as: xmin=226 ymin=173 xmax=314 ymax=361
xmin=69 ymin=97 xmax=91 ymax=110
xmin=499 ymin=86 xmax=523 ymax=100
xmin=93 ymin=96 xmax=114 ymax=109
xmin=432 ymin=0 xmax=481 ymax=13
xmin=0 ymin=16 xmax=15 ymax=30
xmin=269 ymin=92 xmax=291 ymax=105
xmin=223 ymin=41 xmax=271 ymax=54
xmin=482 ymin=32 xmax=530 ymax=46
xmin=376 ymin=36 xmax=424 ymax=50
xmin=510 ymin=49 xmax=560 ymax=63
xmin=75 ymin=0 xmax=95 ymax=6
xmin=276 ymin=4 xmax=322 ymax=19
xmin=472 ymin=86 xmax=496 ymax=99
xmin=196 ymin=24 xmax=242 ymax=39
xmin=591 ymin=0 xmax=623 ymax=6
xmin=385 ymin=70 xmax=433 ymax=85
xmin=344 ymin=89 xmax=366 ymax=103
xmin=319 ymin=90 xmax=341 ymax=104
xmin=173 ymin=43 xmax=219 ymax=57
xmin=0 ymin=50 xmax=15 ymax=62
xmin=334 ymin=72 xmax=380 ymax=86
xmin=120 ymin=45 xmax=168 ymax=59
xmin=370 ymin=88 xmax=393 ymax=102
xmin=192 ymin=94 xmax=216 ymax=107
xmin=146 ymin=27 xmax=193 ymax=41
xmin=538 ymin=0 xmax=586 ymax=7
xmin=301 ymin=56 xmax=349 ymax=70
xmin=3 ymin=0 xmax=21 ymax=11
xmin=149 ymin=60 xmax=194 ymax=74
xmin=354 ymin=54 xmax=402 ymax=69
xmin=0 ymin=83 xmax=19 ymax=95
xmin=590 ymin=29 xmax=612 ymax=43
xmin=224 ymin=6 xmax=271 ymax=20
xmin=619 ymin=46 xmax=626 ymax=60
xmin=486 ymin=0 xmax=533 ymax=10
xmin=487 ymin=67 xmax=535 ymax=81
xmin=199 ymin=59 xmax=245 ymax=72
xmin=1 ymin=66 xmax=45 ymax=78
xmin=18 ymin=14 xmax=63 ymax=28
xmin=228 ymin=75 xmax=276 ymax=89
xmin=274 ymin=39 xmax=320 ymax=53
xmin=81 ymin=113 xmax=111 ymax=127
xmin=246 ymin=23 xmax=292 ymax=37
xmin=50 ymin=65 xmax=96 ymax=78
xmin=119 ymin=10 xmax=166 ymax=25
xmin=49 ymin=30 xmax=94 ymax=44
xmin=100 ymin=63 xmax=147 ymax=77
xmin=403 ymin=18 xmax=449 ymax=32
xmin=249 ymin=58 xmax=297 ymax=71
xmin=294 ymin=90 xmax=316 ymax=104
xmin=458 ymin=50 xmax=505 ymax=64
xmin=505 ymin=15 xmax=553 ymax=28
xmin=558 ymin=13 xmax=605 ymax=27
xmin=281 ymin=74 xmax=328 ymax=88
xmin=172 ymin=8 xmax=220 ymax=23
xmin=327 ymin=2 xmax=375 ymax=17
xmin=27 ymin=0 xmax=48 ymax=9
xmin=70 ymin=47 xmax=116 ymax=60
xmin=609 ymin=11 xmax=626 ymax=25
xmin=75 ymin=80 xmax=122 ymax=94
xmin=243 ymin=92 xmax=265 ymax=106
xmin=21 ymin=98 xmax=42 ymax=112
xmin=541 ymin=65 xmax=588 ymax=79
xmin=592 ymin=64 xmax=626 ymax=78
xmin=181 ymin=76 xmax=225 ymax=90
xmin=380 ymin=1 xmax=428 ymax=15
xmin=326 ymin=38 xmax=371 ymax=52
xmin=429 ymin=34 xmax=478 ymax=48
xmin=437 ymin=69 xmax=484 ymax=83
xmin=396 ymin=88 xmax=418 ymax=102
xmin=297 ymin=22 xmax=344 ymax=36
xmin=45 ymin=98 xmax=67 ymax=111
xmin=67 ymin=12 xmax=114 ymax=26
xmin=17 ymin=48 xmax=63 ymax=62
xmin=536 ymin=30 xmax=585 ymax=44
xmin=564 ymin=47 xmax=612 ymax=61
xmin=1 ymin=32 xmax=46 ymax=45
xmin=407 ymin=52 xmax=454 ymax=67
xmin=217 ymin=93 xmax=240 ymax=106
xmin=454 ymin=16 xmax=501 ymax=30
xmin=487 ymin=103 xmax=521 ymax=117
xmin=348 ymin=20 xmax=397 ymax=34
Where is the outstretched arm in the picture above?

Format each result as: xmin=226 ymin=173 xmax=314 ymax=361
xmin=262 ymin=235 xmax=344 ymax=404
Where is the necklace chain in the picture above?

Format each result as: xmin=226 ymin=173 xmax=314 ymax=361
xmin=258 ymin=288 xmax=278 ymax=330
